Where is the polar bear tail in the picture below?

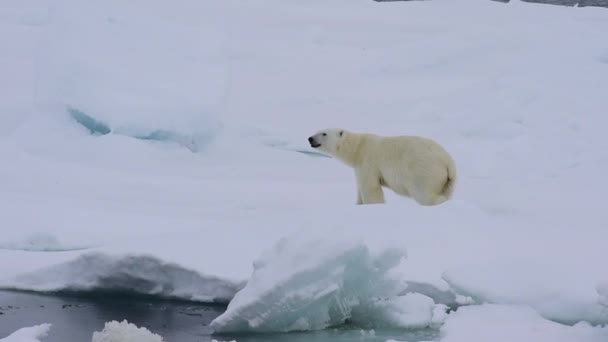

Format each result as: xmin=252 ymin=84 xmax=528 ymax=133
xmin=441 ymin=160 xmax=457 ymax=200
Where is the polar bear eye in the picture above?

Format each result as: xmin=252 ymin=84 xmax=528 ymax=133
xmin=339 ymin=131 xmax=343 ymax=137
xmin=322 ymin=133 xmax=327 ymax=136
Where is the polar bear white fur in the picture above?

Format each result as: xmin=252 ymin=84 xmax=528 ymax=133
xmin=308 ymin=128 xmax=457 ymax=206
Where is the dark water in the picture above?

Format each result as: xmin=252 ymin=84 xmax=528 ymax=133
xmin=0 ymin=290 xmax=439 ymax=342
xmin=0 ymin=290 xmax=224 ymax=341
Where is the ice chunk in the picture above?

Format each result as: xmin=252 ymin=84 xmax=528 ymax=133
xmin=91 ymin=320 xmax=164 ymax=342
xmin=351 ymin=293 xmax=448 ymax=329
xmin=9 ymin=252 xmax=240 ymax=303
xmin=210 ymin=236 xmax=409 ymax=333
xmin=210 ymin=233 xmax=446 ymax=333
xmin=440 ymin=304 xmax=608 ymax=342
xmin=0 ymin=324 xmax=52 ymax=342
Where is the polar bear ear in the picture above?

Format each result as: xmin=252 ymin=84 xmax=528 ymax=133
xmin=339 ymin=130 xmax=344 ymax=137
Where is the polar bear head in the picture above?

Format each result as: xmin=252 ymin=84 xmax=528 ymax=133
xmin=308 ymin=128 xmax=346 ymax=155
xmin=308 ymin=128 xmax=361 ymax=166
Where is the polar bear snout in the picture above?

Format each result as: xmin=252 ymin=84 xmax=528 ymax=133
xmin=308 ymin=136 xmax=321 ymax=148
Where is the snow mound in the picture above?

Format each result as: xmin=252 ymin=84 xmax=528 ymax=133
xmin=440 ymin=304 xmax=608 ymax=342
xmin=0 ymin=323 xmax=52 ymax=342
xmin=210 ymin=233 xmax=446 ymax=333
xmin=92 ymin=320 xmax=164 ymax=342
xmin=8 ymin=252 xmax=240 ymax=303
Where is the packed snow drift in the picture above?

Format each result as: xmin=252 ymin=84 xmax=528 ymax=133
xmin=1 ymin=0 xmax=608 ymax=340
xmin=439 ymin=304 xmax=608 ymax=342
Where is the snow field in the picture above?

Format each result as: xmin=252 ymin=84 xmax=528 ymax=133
xmin=1 ymin=0 xmax=608 ymax=340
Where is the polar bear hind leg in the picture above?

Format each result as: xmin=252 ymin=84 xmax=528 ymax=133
xmin=411 ymin=176 xmax=451 ymax=206
xmin=416 ymin=193 xmax=449 ymax=206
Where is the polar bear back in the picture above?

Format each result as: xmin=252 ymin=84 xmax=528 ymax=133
xmin=359 ymin=135 xmax=452 ymax=192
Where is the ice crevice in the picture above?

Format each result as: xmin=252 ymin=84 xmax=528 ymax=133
xmin=68 ymin=107 xmax=218 ymax=153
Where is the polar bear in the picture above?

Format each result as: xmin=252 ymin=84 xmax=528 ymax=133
xmin=307 ymin=128 xmax=456 ymax=206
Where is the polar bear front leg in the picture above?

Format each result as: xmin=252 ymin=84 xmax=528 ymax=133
xmin=355 ymin=168 xmax=385 ymax=205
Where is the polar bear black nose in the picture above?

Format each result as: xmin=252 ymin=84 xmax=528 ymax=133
xmin=308 ymin=137 xmax=314 ymax=144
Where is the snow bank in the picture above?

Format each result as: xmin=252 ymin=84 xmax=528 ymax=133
xmin=92 ymin=320 xmax=164 ymax=342
xmin=7 ymin=252 xmax=240 ymax=303
xmin=0 ymin=324 xmax=51 ymax=342
xmin=440 ymin=304 xmax=608 ymax=342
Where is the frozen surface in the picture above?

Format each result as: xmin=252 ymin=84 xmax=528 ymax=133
xmin=1 ymin=0 xmax=608 ymax=336
xmin=92 ymin=320 xmax=164 ymax=342
xmin=440 ymin=304 xmax=608 ymax=342
xmin=0 ymin=324 xmax=52 ymax=342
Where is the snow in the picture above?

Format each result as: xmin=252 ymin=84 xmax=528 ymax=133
xmin=0 ymin=324 xmax=51 ymax=342
xmin=92 ymin=320 xmax=164 ymax=342
xmin=439 ymin=304 xmax=608 ymax=342
xmin=1 ymin=0 xmax=608 ymax=338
